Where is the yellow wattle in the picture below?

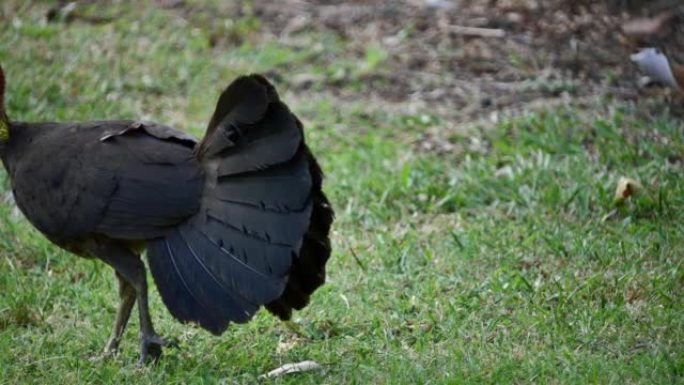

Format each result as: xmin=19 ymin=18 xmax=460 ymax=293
xmin=0 ymin=119 xmax=8 ymax=141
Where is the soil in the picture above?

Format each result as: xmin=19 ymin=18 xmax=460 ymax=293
xmin=56 ymin=0 xmax=684 ymax=125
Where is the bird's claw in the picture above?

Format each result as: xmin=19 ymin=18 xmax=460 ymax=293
xmin=88 ymin=340 xmax=121 ymax=363
xmin=103 ymin=337 xmax=122 ymax=357
xmin=137 ymin=333 xmax=177 ymax=366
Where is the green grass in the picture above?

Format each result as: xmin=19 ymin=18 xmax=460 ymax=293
xmin=1 ymin=1 xmax=683 ymax=384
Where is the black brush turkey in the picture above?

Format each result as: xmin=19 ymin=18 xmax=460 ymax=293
xmin=0 ymin=66 xmax=333 ymax=364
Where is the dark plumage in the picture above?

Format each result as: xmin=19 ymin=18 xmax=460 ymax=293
xmin=0 ymin=67 xmax=334 ymax=364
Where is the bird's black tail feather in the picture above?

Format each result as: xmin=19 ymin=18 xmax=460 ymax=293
xmin=146 ymin=75 xmax=333 ymax=335
xmin=265 ymin=147 xmax=333 ymax=320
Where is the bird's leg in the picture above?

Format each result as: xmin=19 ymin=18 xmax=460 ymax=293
xmin=134 ymin=265 xmax=176 ymax=365
xmin=103 ymin=272 xmax=136 ymax=355
xmin=89 ymin=240 xmax=176 ymax=365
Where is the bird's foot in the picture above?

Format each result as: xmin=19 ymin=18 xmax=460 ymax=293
xmin=88 ymin=339 xmax=121 ymax=363
xmin=103 ymin=337 xmax=122 ymax=357
xmin=137 ymin=333 xmax=177 ymax=366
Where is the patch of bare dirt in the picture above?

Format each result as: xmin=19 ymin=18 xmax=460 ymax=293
xmin=45 ymin=1 xmax=684 ymax=119
xmin=252 ymin=0 xmax=683 ymax=104
xmin=44 ymin=0 xmax=684 ymax=144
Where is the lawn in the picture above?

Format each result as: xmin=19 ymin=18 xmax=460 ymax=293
xmin=0 ymin=1 xmax=682 ymax=384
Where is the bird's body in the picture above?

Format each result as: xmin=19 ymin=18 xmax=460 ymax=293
xmin=0 ymin=69 xmax=333 ymax=364
xmin=2 ymin=120 xmax=203 ymax=244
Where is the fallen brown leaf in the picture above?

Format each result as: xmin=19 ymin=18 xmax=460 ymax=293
xmin=614 ymin=176 xmax=642 ymax=204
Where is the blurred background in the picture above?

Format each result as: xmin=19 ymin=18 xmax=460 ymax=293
xmin=1 ymin=0 xmax=682 ymax=127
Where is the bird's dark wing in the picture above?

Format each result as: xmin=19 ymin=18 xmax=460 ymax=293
xmin=8 ymin=121 xmax=204 ymax=241
xmin=99 ymin=120 xmax=197 ymax=146
xmin=94 ymin=122 xmax=205 ymax=239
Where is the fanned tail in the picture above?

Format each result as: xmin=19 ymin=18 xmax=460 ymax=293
xmin=146 ymin=75 xmax=333 ymax=334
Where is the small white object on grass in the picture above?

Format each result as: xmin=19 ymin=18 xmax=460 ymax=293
xmin=258 ymin=360 xmax=322 ymax=379
xmin=630 ymin=48 xmax=680 ymax=90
